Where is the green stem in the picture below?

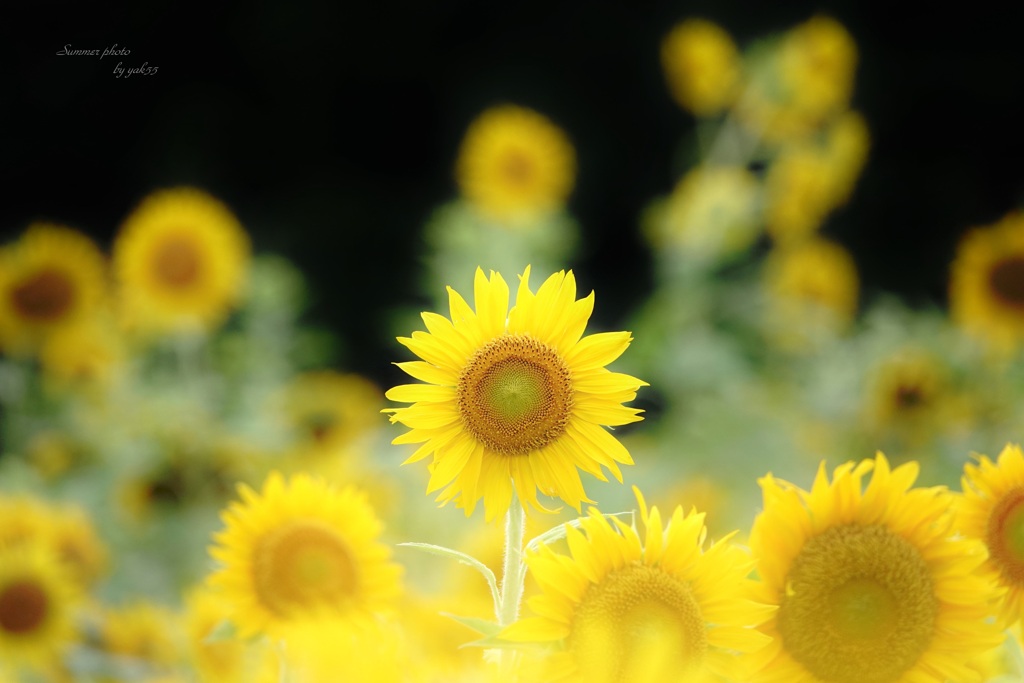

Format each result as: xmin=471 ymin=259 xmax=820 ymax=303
xmin=498 ymin=492 xmax=526 ymax=626
xmin=497 ymin=492 xmax=526 ymax=678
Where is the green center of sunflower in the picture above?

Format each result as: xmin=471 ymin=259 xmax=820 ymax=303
xmin=457 ymin=334 xmax=573 ymax=457
xmin=569 ymin=563 xmax=707 ymax=683
xmin=986 ymin=487 xmax=1024 ymax=584
xmin=777 ymin=524 xmax=938 ymax=683
xmin=10 ymin=268 xmax=75 ymax=322
xmin=153 ymin=235 xmax=202 ymax=287
xmin=989 ymin=256 xmax=1024 ymax=308
xmin=0 ymin=579 xmax=49 ymax=634
xmin=252 ymin=520 xmax=358 ymax=617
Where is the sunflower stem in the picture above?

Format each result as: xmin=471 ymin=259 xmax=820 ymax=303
xmin=497 ymin=492 xmax=526 ymax=677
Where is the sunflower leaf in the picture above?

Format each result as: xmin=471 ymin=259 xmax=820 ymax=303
xmin=203 ymin=618 xmax=238 ymax=643
xmin=438 ymin=612 xmax=503 ymax=637
xmin=525 ymin=510 xmax=634 ymax=553
xmin=397 ymin=542 xmax=500 ymax=613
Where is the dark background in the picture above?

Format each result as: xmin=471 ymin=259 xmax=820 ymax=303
xmin=4 ymin=2 xmax=1024 ymax=383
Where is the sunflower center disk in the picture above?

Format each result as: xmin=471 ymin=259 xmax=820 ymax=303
xmin=569 ymin=564 xmax=707 ymax=683
xmin=153 ymin=236 xmax=202 ymax=287
xmin=989 ymin=256 xmax=1024 ymax=308
xmin=500 ymin=149 xmax=535 ymax=187
xmin=10 ymin=268 xmax=74 ymax=322
xmin=986 ymin=487 xmax=1024 ymax=584
xmin=0 ymin=580 xmax=49 ymax=635
xmin=252 ymin=520 xmax=358 ymax=617
xmin=778 ymin=524 xmax=937 ymax=683
xmin=457 ymin=335 xmax=573 ymax=457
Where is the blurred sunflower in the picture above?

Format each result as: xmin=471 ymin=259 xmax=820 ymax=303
xmin=823 ymin=110 xmax=870 ymax=207
xmin=950 ymin=211 xmax=1024 ymax=353
xmin=959 ymin=443 xmax=1024 ymax=626
xmin=113 ymin=187 xmax=250 ymax=335
xmin=0 ymin=543 xmax=79 ymax=671
xmin=763 ymin=238 xmax=859 ymax=348
xmin=38 ymin=311 xmax=124 ymax=389
xmin=739 ymin=16 xmax=857 ymax=142
xmin=862 ymin=349 xmax=953 ymax=448
xmin=748 ymin=453 xmax=1002 ymax=683
xmin=764 ymin=146 xmax=834 ymax=243
xmin=208 ymin=472 xmax=402 ymax=638
xmin=45 ymin=504 xmax=109 ymax=590
xmin=282 ymin=371 xmax=383 ymax=459
xmin=645 ymin=165 xmax=762 ymax=263
xmin=385 ymin=266 xmax=646 ymax=521
xmin=503 ymin=488 xmax=773 ymax=682
xmin=660 ymin=19 xmax=741 ymax=116
xmin=0 ymin=224 xmax=107 ymax=356
xmin=455 ymin=106 xmax=576 ymax=224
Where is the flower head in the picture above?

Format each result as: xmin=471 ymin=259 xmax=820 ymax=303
xmin=0 ymin=224 xmax=107 ymax=356
xmin=950 ymin=211 xmax=1024 ymax=353
xmin=503 ymin=487 xmax=773 ymax=682
xmin=661 ymin=19 xmax=741 ymax=116
xmin=959 ymin=443 xmax=1024 ymax=626
xmin=208 ymin=472 xmax=402 ymax=638
xmin=748 ymin=453 xmax=1002 ymax=683
xmin=113 ymin=187 xmax=250 ymax=334
xmin=456 ymin=106 xmax=576 ymax=223
xmin=385 ymin=266 xmax=646 ymax=520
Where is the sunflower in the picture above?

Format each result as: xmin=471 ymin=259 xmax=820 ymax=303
xmin=503 ymin=487 xmax=774 ymax=683
xmin=861 ymin=349 xmax=955 ymax=449
xmin=738 ymin=16 xmax=857 ymax=143
xmin=282 ymin=371 xmax=383 ymax=459
xmin=113 ymin=187 xmax=250 ymax=334
xmin=208 ymin=472 xmax=402 ymax=638
xmin=950 ymin=211 xmax=1024 ymax=353
xmin=958 ymin=443 xmax=1024 ymax=627
xmin=0 ymin=223 xmax=107 ymax=356
xmin=747 ymin=452 xmax=1003 ymax=683
xmin=385 ymin=266 xmax=646 ymax=521
xmin=660 ymin=19 xmax=741 ymax=117
xmin=0 ymin=543 xmax=79 ymax=671
xmin=645 ymin=165 xmax=762 ymax=263
xmin=455 ymin=106 xmax=576 ymax=224
xmin=763 ymin=239 xmax=859 ymax=348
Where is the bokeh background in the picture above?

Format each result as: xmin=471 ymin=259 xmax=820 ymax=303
xmin=6 ymin=0 xmax=1024 ymax=389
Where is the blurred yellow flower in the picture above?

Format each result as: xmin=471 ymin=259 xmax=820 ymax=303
xmin=950 ymin=211 xmax=1024 ymax=353
xmin=0 ymin=224 xmax=107 ymax=356
xmin=282 ymin=371 xmax=383 ymax=459
xmin=113 ymin=187 xmax=250 ymax=335
xmin=660 ymin=19 xmax=741 ymax=116
xmin=0 ymin=543 xmax=79 ymax=671
xmin=208 ymin=472 xmax=402 ymax=638
xmin=959 ymin=444 xmax=1024 ymax=627
xmin=748 ymin=453 xmax=1002 ymax=683
xmin=765 ymin=147 xmax=834 ymax=243
xmin=739 ymin=16 xmax=857 ymax=142
xmin=646 ymin=165 xmax=761 ymax=262
xmin=455 ymin=106 xmax=576 ymax=224
xmin=38 ymin=311 xmax=125 ymax=389
xmin=385 ymin=266 xmax=646 ymax=521
xmin=763 ymin=238 xmax=859 ymax=347
xmin=862 ymin=349 xmax=954 ymax=448
xmin=503 ymin=487 xmax=773 ymax=682
xmin=824 ymin=110 xmax=870 ymax=207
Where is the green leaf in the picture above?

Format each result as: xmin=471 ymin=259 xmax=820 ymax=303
xmin=397 ymin=542 xmax=500 ymax=614
xmin=438 ymin=612 xmax=502 ymax=637
xmin=525 ymin=511 xmax=634 ymax=553
xmin=203 ymin=618 xmax=238 ymax=644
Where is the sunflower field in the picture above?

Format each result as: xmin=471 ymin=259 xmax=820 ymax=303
xmin=5 ymin=9 xmax=1024 ymax=683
